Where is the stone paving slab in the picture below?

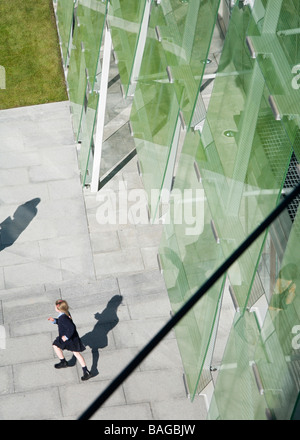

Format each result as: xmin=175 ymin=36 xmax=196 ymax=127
xmin=112 ymin=317 xmax=173 ymax=350
xmin=81 ymin=347 xmax=141 ymax=382
xmin=0 ymin=333 xmax=53 ymax=366
xmin=125 ymin=292 xmax=171 ymax=320
xmin=93 ymin=403 xmax=153 ymax=420
xmin=151 ymin=397 xmax=208 ymax=420
xmin=0 ymin=365 xmax=14 ymax=395
xmin=60 ymin=379 xmax=127 ymax=418
xmin=0 ymin=241 xmax=41 ymax=267
xmin=138 ymin=339 xmax=182 ymax=372
xmin=0 ymin=388 xmax=62 ymax=420
xmin=4 ymin=261 xmax=63 ymax=289
xmin=13 ymin=359 xmax=80 ymax=393
xmin=94 ymin=249 xmax=145 ymax=277
xmin=2 ymin=293 xmax=54 ymax=322
xmin=122 ymin=370 xmax=187 ymax=404
xmin=10 ymin=316 xmax=58 ymax=338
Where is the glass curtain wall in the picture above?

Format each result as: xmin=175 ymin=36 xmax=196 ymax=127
xmin=67 ymin=0 xmax=107 ymax=140
xmin=158 ymin=0 xmax=299 ymax=411
xmin=159 ymin=129 xmax=226 ymax=400
xmin=130 ymin=2 xmax=180 ymax=220
xmin=196 ymin=2 xmax=293 ymax=313
xmin=108 ymin=0 xmax=148 ymax=97
xmin=208 ymin=207 xmax=300 ymax=420
xmin=55 ymin=0 xmax=75 ymax=68
xmin=131 ymin=0 xmax=220 ymax=220
xmin=97 ymin=0 xmax=149 ymax=181
xmin=159 ymin=0 xmax=220 ymax=129
xmin=55 ymin=0 xmax=108 ymax=185
xmin=256 ymin=209 xmax=300 ymax=420
xmin=207 ymin=0 xmax=300 ymax=420
xmin=149 ymin=0 xmax=223 ymax=399
xmin=78 ymin=90 xmax=100 ymax=185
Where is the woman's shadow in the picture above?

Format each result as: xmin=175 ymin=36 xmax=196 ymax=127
xmin=0 ymin=198 xmax=41 ymax=251
xmin=79 ymin=295 xmax=123 ymax=377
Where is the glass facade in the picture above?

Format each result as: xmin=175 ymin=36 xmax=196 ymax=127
xmin=204 ymin=0 xmax=300 ymax=419
xmin=130 ymin=0 xmax=221 ymax=219
xmin=108 ymin=0 xmax=149 ymax=97
xmin=99 ymin=0 xmax=151 ymax=181
xmin=55 ymin=0 xmax=107 ymax=184
xmin=54 ymin=0 xmax=300 ymax=419
xmin=56 ymin=0 xmax=75 ymax=68
xmin=67 ymin=0 xmax=107 ymax=140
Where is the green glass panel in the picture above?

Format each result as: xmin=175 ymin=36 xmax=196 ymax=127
xmin=209 ymin=205 xmax=300 ymax=420
xmin=160 ymin=0 xmax=299 ymax=407
xmin=67 ymin=0 xmax=106 ymax=140
xmin=206 ymin=0 xmax=300 ymax=419
xmin=159 ymin=129 xmax=225 ymax=399
xmin=195 ymin=3 xmax=294 ymax=310
xmin=255 ymin=207 xmax=300 ymax=420
xmin=131 ymin=84 xmax=179 ymax=219
xmin=56 ymin=0 xmax=75 ymax=66
xmin=158 ymin=0 xmax=221 ymax=128
xmin=130 ymin=4 xmax=180 ymax=220
xmin=108 ymin=0 xmax=147 ymax=96
xmin=76 ymin=1 xmax=107 ymax=90
xmin=78 ymin=88 xmax=99 ymax=185
xmin=67 ymin=1 xmax=107 ymax=139
xmin=67 ymin=28 xmax=88 ymax=140
xmin=131 ymin=0 xmax=221 ymax=219
xmin=208 ymin=311 xmax=268 ymax=420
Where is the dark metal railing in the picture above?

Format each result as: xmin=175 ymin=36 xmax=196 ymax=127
xmin=78 ymin=182 xmax=300 ymax=420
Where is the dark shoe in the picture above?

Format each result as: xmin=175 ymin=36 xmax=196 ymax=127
xmin=81 ymin=371 xmax=92 ymax=381
xmin=55 ymin=359 xmax=68 ymax=369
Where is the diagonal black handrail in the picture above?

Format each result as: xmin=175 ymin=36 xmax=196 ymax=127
xmin=78 ymin=183 xmax=300 ymax=420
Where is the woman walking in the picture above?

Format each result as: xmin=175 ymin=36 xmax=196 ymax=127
xmin=48 ymin=299 xmax=91 ymax=381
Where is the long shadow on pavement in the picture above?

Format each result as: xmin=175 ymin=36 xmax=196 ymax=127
xmin=0 ymin=198 xmax=41 ymax=251
xmin=78 ymin=295 xmax=123 ymax=377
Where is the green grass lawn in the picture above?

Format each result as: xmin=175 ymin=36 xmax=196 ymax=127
xmin=0 ymin=0 xmax=68 ymax=109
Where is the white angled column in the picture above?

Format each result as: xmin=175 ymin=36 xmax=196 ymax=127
xmin=127 ymin=0 xmax=151 ymax=96
xmin=90 ymin=21 xmax=112 ymax=193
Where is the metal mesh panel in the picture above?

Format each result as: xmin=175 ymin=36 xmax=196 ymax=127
xmin=283 ymin=151 xmax=300 ymax=223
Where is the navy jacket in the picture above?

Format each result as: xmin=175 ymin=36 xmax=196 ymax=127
xmin=54 ymin=313 xmax=77 ymax=341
